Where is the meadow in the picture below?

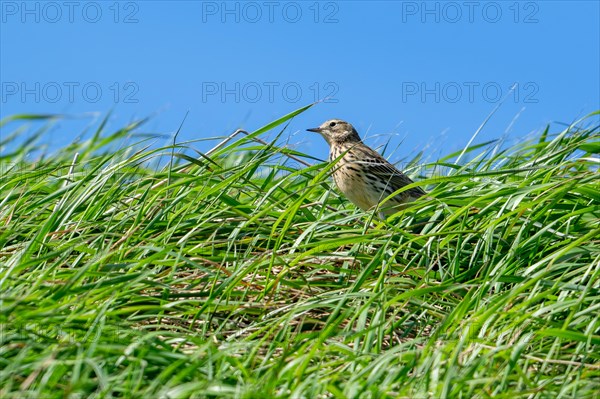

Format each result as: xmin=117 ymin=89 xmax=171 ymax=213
xmin=1 ymin=106 xmax=599 ymax=398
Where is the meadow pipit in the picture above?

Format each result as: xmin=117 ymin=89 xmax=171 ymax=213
xmin=307 ymin=119 xmax=425 ymax=217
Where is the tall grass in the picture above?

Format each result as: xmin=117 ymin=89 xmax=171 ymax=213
xmin=1 ymin=107 xmax=599 ymax=398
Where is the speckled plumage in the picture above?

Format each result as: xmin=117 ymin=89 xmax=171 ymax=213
xmin=307 ymin=119 xmax=425 ymax=216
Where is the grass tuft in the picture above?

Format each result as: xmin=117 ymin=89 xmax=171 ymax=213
xmin=1 ymin=108 xmax=599 ymax=398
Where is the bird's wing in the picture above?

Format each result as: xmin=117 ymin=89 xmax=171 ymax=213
xmin=354 ymin=150 xmax=426 ymax=198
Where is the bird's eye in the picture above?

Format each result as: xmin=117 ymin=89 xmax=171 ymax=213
xmin=329 ymin=121 xmax=337 ymax=127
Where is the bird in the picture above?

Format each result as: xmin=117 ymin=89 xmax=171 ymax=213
xmin=307 ymin=119 xmax=426 ymax=217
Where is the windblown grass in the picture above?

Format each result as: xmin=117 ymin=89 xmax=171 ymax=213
xmin=1 ymin=107 xmax=599 ymax=398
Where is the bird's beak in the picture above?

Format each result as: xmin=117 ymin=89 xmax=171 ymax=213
xmin=307 ymin=127 xmax=323 ymax=133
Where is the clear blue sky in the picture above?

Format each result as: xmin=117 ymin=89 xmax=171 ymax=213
xmin=1 ymin=1 xmax=599 ymax=162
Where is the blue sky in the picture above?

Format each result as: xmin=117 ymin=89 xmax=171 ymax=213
xmin=1 ymin=1 xmax=599 ymax=162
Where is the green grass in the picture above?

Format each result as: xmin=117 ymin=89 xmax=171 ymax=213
xmin=1 ymin=106 xmax=599 ymax=398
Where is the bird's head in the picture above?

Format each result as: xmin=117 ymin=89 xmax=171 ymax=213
xmin=307 ymin=119 xmax=362 ymax=146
